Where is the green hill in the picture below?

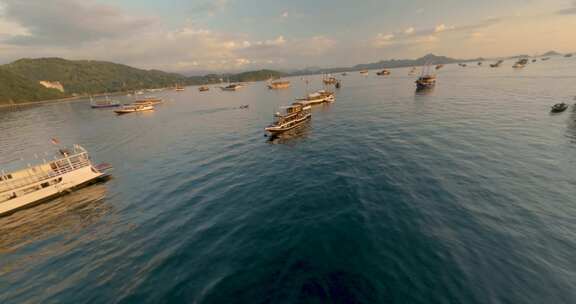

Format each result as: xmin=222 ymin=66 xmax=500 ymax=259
xmin=227 ymin=69 xmax=284 ymax=82
xmin=0 ymin=58 xmax=285 ymax=105
xmin=3 ymin=58 xmax=188 ymax=95
xmin=0 ymin=68 xmax=65 ymax=104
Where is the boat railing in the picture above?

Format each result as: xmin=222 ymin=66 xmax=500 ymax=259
xmin=0 ymin=151 xmax=91 ymax=194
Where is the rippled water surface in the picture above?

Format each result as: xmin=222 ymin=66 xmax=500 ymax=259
xmin=2 ymin=59 xmax=576 ymax=303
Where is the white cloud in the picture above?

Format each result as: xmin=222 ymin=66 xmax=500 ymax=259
xmin=434 ymin=24 xmax=455 ymax=33
xmin=0 ymin=0 xmax=158 ymax=46
xmin=404 ymin=27 xmax=415 ymax=35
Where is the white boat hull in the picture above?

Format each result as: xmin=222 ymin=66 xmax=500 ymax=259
xmin=0 ymin=166 xmax=106 ymax=217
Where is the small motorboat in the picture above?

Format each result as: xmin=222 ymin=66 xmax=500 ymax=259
xmin=220 ymin=84 xmax=243 ymax=91
xmin=490 ymin=60 xmax=503 ymax=68
xmin=376 ymin=69 xmax=391 ymax=76
xmin=199 ymin=86 xmax=210 ymax=92
xmin=114 ymin=104 xmax=154 ymax=115
xmin=551 ymin=103 xmax=568 ymax=113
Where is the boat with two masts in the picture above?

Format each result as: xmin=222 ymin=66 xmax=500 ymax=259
xmin=415 ymin=65 xmax=436 ymax=91
xmin=265 ymin=103 xmax=312 ymax=136
xmin=0 ymin=145 xmax=111 ymax=217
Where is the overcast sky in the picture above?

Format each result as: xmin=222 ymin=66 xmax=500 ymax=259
xmin=0 ymin=0 xmax=575 ymax=73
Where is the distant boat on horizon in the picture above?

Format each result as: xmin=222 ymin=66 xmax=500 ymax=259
xmin=90 ymin=95 xmax=120 ymax=109
xmin=376 ymin=69 xmax=391 ymax=76
xmin=220 ymin=84 xmax=243 ymax=91
xmin=490 ymin=60 xmax=504 ymax=68
xmin=268 ymin=80 xmax=291 ymax=90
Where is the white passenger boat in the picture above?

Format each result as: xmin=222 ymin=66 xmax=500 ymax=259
xmin=296 ymin=90 xmax=335 ymax=105
xmin=0 ymin=145 xmax=111 ymax=217
xmin=114 ymin=104 xmax=154 ymax=114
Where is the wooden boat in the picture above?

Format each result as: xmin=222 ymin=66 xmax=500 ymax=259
xmin=323 ymin=75 xmax=338 ymax=85
xmin=415 ymin=65 xmax=436 ymax=91
xmin=175 ymin=85 xmax=185 ymax=91
xmin=416 ymin=75 xmax=436 ymax=90
xmin=436 ymin=64 xmax=445 ymax=70
xmin=220 ymin=84 xmax=243 ymax=91
xmin=90 ymin=96 xmax=120 ymax=108
xmin=551 ymin=103 xmax=568 ymax=113
xmin=265 ymin=103 xmax=312 ymax=135
xmin=296 ymin=90 xmax=335 ymax=105
xmin=0 ymin=145 xmax=111 ymax=217
xmin=134 ymin=96 xmax=163 ymax=105
xmin=541 ymin=57 xmax=550 ymax=61
xmin=490 ymin=60 xmax=503 ymax=68
xmin=513 ymin=58 xmax=529 ymax=68
xmin=114 ymin=104 xmax=154 ymax=114
xmin=376 ymin=69 xmax=391 ymax=76
xmin=268 ymin=80 xmax=291 ymax=89
xmin=359 ymin=70 xmax=369 ymax=75
xmin=199 ymin=86 xmax=210 ymax=92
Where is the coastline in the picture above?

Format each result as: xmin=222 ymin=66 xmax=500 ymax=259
xmin=0 ymin=91 xmax=133 ymax=109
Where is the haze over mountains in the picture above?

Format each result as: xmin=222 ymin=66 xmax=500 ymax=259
xmin=0 ymin=51 xmax=571 ymax=105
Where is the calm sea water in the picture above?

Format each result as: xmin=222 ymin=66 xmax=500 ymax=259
xmin=1 ymin=58 xmax=576 ymax=304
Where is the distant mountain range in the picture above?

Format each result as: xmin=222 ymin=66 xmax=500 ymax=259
xmin=289 ymin=54 xmax=484 ymax=75
xmin=0 ymin=58 xmax=283 ymax=105
xmin=2 ymin=51 xmax=572 ymax=105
